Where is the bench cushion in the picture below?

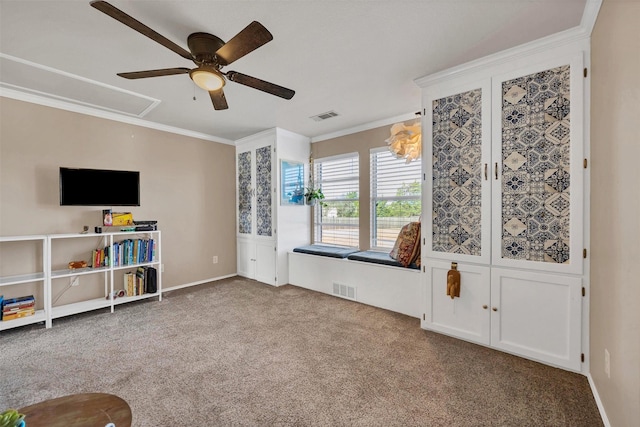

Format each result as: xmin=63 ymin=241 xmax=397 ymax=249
xmin=347 ymin=250 xmax=420 ymax=270
xmin=293 ymin=244 xmax=359 ymax=259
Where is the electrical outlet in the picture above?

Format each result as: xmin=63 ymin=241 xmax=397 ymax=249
xmin=70 ymin=276 xmax=79 ymax=287
xmin=604 ymin=349 xmax=610 ymax=378
xmin=212 ymin=256 xmax=218 ymax=264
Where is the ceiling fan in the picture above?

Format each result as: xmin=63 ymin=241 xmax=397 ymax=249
xmin=89 ymin=0 xmax=295 ymax=110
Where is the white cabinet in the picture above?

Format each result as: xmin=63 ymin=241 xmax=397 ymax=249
xmin=235 ymin=128 xmax=310 ymax=286
xmin=418 ymin=41 xmax=588 ymax=371
xmin=490 ymin=268 xmax=582 ymax=371
xmin=236 ymin=239 xmax=256 ymax=279
xmin=0 ymin=235 xmax=49 ymax=330
xmin=424 ymin=261 xmax=490 ymax=345
xmin=424 ymin=260 xmax=582 ymax=370
xmin=236 ymin=132 xmax=277 ymax=285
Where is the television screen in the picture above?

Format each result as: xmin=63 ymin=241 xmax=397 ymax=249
xmin=60 ymin=167 xmax=140 ymax=206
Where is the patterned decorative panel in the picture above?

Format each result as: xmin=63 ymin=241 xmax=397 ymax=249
xmin=255 ymin=145 xmax=272 ymax=237
xmin=501 ymin=65 xmax=571 ymax=263
xmin=237 ymin=151 xmax=252 ymax=234
xmin=432 ymin=88 xmax=483 ymax=255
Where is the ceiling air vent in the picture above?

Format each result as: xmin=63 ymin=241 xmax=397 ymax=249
xmin=310 ymin=110 xmax=339 ymax=122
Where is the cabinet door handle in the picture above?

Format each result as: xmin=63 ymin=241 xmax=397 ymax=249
xmin=484 ymin=163 xmax=488 ymax=180
xmin=492 ymin=307 xmax=498 ymax=312
xmin=482 ymin=305 xmax=488 ymax=309
xmin=494 ymin=162 xmax=498 ymax=180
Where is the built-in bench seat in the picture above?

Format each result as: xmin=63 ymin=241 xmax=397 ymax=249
xmin=292 ymin=245 xmax=419 ymax=270
xmin=292 ymin=244 xmax=359 ymax=259
xmin=346 ymin=250 xmax=420 ymax=270
xmin=288 ymin=246 xmax=421 ymax=318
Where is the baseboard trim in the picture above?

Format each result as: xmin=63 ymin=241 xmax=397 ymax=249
xmin=162 ymin=274 xmax=237 ymax=294
xmin=587 ymin=373 xmax=611 ymax=427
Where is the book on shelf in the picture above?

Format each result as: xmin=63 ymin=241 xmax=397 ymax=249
xmin=91 ymin=248 xmax=108 ymax=268
xmin=133 ymin=240 xmax=139 ymax=264
xmin=136 ymin=267 xmax=145 ymax=295
xmin=2 ymin=295 xmax=36 ymax=321
xmin=2 ymin=295 xmax=35 ymax=307
xmin=124 ymin=272 xmax=134 ymax=296
xmin=3 ymin=300 xmax=35 ymax=312
xmin=2 ymin=307 xmax=35 ymax=321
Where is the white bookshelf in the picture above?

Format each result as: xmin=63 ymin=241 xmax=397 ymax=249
xmin=49 ymin=230 xmax=161 ymax=323
xmin=0 ymin=235 xmax=49 ymax=330
xmin=0 ymin=231 xmax=161 ymax=331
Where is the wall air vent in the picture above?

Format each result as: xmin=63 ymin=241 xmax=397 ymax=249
xmin=332 ymin=283 xmax=356 ymax=301
xmin=310 ymin=110 xmax=340 ymax=122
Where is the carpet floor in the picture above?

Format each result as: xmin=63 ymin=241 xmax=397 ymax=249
xmin=0 ymin=277 xmax=603 ymax=426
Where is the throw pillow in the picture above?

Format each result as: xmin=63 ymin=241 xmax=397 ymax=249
xmin=389 ymin=222 xmax=421 ymax=267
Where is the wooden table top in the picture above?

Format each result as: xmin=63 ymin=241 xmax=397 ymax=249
xmin=19 ymin=393 xmax=132 ymax=427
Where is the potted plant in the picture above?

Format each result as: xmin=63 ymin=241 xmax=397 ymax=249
xmin=0 ymin=409 xmax=25 ymax=427
xmin=304 ymin=186 xmax=325 ymax=206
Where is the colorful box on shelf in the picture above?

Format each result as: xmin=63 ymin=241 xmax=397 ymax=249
xmin=112 ymin=212 xmax=134 ymax=226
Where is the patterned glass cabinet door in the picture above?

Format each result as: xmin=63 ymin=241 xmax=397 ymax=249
xmin=255 ymin=145 xmax=273 ymax=237
xmin=424 ymin=80 xmax=492 ymax=265
xmin=237 ymin=150 xmax=252 ymax=235
xmin=491 ymin=55 xmax=584 ymax=274
xmin=236 ymin=144 xmax=274 ymax=238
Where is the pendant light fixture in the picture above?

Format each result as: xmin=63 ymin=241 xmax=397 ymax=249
xmin=386 ymin=112 xmax=422 ymax=163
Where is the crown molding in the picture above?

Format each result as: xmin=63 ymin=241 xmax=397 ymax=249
xmin=580 ymin=0 xmax=603 ymax=35
xmin=311 ymin=112 xmax=418 ymax=143
xmin=0 ymin=88 xmax=233 ymax=145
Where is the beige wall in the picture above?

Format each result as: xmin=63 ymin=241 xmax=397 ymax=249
xmin=591 ymin=0 xmax=640 ymax=425
xmin=311 ymin=124 xmax=398 ymax=250
xmin=0 ymin=97 xmax=237 ymax=299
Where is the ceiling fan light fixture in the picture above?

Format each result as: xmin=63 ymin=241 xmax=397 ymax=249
xmin=189 ymin=67 xmax=225 ymax=91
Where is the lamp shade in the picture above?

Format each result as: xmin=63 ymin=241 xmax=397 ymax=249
xmin=386 ymin=121 xmax=422 ymax=163
xmin=189 ymin=67 xmax=225 ymax=91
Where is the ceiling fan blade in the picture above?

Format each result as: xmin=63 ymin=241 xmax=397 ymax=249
xmin=209 ymin=89 xmax=229 ymax=110
xmin=215 ymin=21 xmax=273 ymax=66
xmin=226 ymin=71 xmax=295 ymax=100
xmin=90 ymin=1 xmax=192 ymax=60
xmin=117 ymin=68 xmax=191 ymax=79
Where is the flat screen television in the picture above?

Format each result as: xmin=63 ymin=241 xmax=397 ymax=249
xmin=59 ymin=167 xmax=140 ymax=206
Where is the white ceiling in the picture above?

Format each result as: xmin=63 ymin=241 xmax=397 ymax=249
xmin=0 ymin=0 xmax=589 ymax=143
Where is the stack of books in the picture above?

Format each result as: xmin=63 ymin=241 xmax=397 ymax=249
xmin=90 ymin=237 xmax=156 ymax=268
xmin=123 ymin=267 xmax=157 ymax=297
xmin=1 ymin=295 xmax=35 ymax=321
xmin=111 ymin=238 xmax=156 ymax=267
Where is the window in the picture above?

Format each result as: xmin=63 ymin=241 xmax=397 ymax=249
xmin=370 ymin=148 xmax=422 ymax=249
xmin=313 ymin=153 xmax=359 ymax=247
